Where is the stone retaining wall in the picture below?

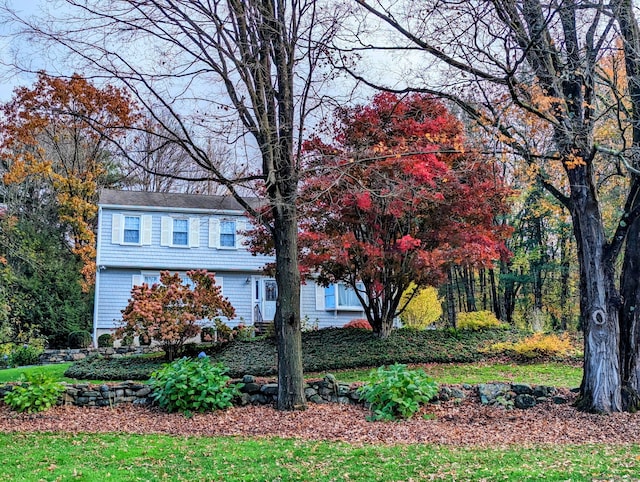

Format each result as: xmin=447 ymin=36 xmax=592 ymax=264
xmin=39 ymin=347 xmax=160 ymax=365
xmin=0 ymin=376 xmax=568 ymax=410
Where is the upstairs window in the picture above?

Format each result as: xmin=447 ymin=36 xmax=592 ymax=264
xmin=112 ymin=214 xmax=152 ymax=245
xmin=161 ymin=216 xmax=200 ymax=248
xmin=172 ymin=219 xmax=188 ymax=246
xmin=220 ymin=220 xmax=236 ymax=248
xmin=123 ymin=216 xmax=141 ymax=244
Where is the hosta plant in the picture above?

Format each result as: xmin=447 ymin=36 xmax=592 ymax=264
xmin=149 ymin=357 xmax=242 ymax=415
xmin=3 ymin=372 xmax=65 ymax=413
xmin=358 ymin=363 xmax=438 ymax=421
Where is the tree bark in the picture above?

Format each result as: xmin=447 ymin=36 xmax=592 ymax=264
xmin=569 ymin=168 xmax=622 ymax=413
xmin=272 ymin=201 xmax=305 ymax=410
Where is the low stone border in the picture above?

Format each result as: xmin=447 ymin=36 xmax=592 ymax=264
xmin=0 ymin=376 xmax=568 ymax=410
xmin=39 ymin=347 xmax=161 ymax=365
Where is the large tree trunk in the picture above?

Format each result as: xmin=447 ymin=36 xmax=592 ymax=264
xmin=272 ymin=202 xmax=305 ymax=411
xmin=613 ymin=0 xmax=640 ymax=413
xmin=619 ymin=210 xmax=640 ymax=411
xmin=570 ymin=170 xmax=622 ymax=413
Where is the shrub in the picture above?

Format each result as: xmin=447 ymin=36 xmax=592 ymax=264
xmin=149 ymin=357 xmax=242 ymax=415
xmin=457 ymin=311 xmax=504 ymax=331
xmin=357 ymin=363 xmax=438 ymax=421
xmin=486 ymin=332 xmax=574 ymax=359
xmin=344 ymin=318 xmax=372 ymax=330
xmin=201 ymin=326 xmax=216 ymax=343
xmin=68 ymin=331 xmax=92 ymax=349
xmin=97 ymin=333 xmax=113 ymax=348
xmin=119 ymin=270 xmax=235 ymax=360
xmin=9 ymin=345 xmax=43 ymax=367
xmin=233 ymin=323 xmax=255 ymax=340
xmin=3 ymin=372 xmax=65 ymax=413
xmin=64 ymin=353 xmax=164 ymax=380
xmin=399 ymin=285 xmax=442 ymax=329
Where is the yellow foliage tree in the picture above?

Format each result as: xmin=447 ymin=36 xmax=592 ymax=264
xmin=399 ymin=284 xmax=442 ymax=329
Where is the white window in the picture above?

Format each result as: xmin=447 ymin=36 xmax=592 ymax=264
xmin=132 ymin=272 xmax=223 ymax=292
xmin=319 ymin=283 xmax=365 ymax=311
xmin=124 ymin=216 xmax=140 ymax=243
xmin=173 ymin=219 xmax=188 ymax=246
xmin=209 ymin=218 xmax=246 ymax=249
xmin=220 ymin=220 xmax=236 ymax=247
xmin=161 ymin=216 xmax=200 ymax=248
xmin=112 ymin=214 xmax=152 ymax=245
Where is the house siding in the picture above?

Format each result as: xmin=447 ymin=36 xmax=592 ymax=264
xmin=94 ymin=190 xmax=365 ymax=340
xmin=300 ymin=283 xmax=364 ymax=329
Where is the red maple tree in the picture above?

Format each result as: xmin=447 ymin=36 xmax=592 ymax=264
xmin=298 ymin=93 xmax=511 ymax=338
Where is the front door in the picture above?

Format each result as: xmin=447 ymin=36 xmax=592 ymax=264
xmin=261 ymin=279 xmax=277 ymax=321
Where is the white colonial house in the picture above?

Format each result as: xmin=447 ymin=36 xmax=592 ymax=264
xmin=93 ymin=189 xmax=365 ymax=344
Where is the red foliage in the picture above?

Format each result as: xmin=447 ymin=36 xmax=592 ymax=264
xmin=298 ymin=93 xmax=512 ymax=336
xmin=343 ymin=318 xmax=373 ymax=330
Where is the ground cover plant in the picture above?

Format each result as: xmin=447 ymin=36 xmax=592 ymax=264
xmin=62 ymin=328 xmax=576 ymax=381
xmin=0 ymin=433 xmax=639 ymax=481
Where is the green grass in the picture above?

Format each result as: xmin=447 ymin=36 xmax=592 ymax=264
xmin=317 ymin=362 xmax=583 ymax=388
xmin=0 ymin=363 xmax=115 ymax=384
xmin=0 ymin=433 xmax=637 ymax=481
xmin=0 ymin=361 xmax=583 ymax=389
xmin=0 ymin=364 xmax=72 ymax=383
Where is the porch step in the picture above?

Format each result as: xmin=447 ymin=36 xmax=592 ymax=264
xmin=254 ymin=321 xmax=274 ymax=336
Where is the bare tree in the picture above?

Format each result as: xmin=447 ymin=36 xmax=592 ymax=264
xmin=340 ymin=0 xmax=640 ymax=413
xmin=2 ymin=0 xmax=343 ymax=410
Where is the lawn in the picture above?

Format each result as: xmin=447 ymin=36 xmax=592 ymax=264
xmin=317 ymin=361 xmax=583 ymax=388
xmin=0 ymin=432 xmax=637 ymax=481
xmin=0 ymin=360 xmax=583 ymax=388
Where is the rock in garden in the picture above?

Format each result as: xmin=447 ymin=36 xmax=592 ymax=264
xmin=514 ymin=394 xmax=537 ymax=409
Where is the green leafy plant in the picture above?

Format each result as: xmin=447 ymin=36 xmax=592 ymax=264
xmin=68 ymin=330 xmax=92 ymax=348
xmin=149 ymin=357 xmax=242 ymax=415
xmin=357 ymin=363 xmax=438 ymax=421
xmin=9 ymin=344 xmax=43 ymax=367
xmin=97 ymin=333 xmax=113 ymax=348
xmin=3 ymin=371 xmax=65 ymax=413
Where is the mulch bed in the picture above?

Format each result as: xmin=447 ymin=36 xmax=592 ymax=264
xmin=2 ymin=389 xmax=640 ymax=446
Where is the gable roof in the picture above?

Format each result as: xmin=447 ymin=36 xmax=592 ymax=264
xmin=99 ymin=189 xmax=262 ymax=213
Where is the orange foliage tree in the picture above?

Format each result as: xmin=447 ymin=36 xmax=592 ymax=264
xmin=118 ymin=270 xmax=235 ymax=361
xmin=0 ymin=72 xmax=139 ymax=290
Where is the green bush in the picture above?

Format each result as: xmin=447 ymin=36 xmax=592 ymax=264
xmin=149 ymin=357 xmax=242 ymax=415
xmin=3 ymin=371 xmax=65 ymax=413
xmin=97 ymin=333 xmax=113 ymax=348
xmin=9 ymin=345 xmax=43 ymax=367
xmin=64 ymin=354 xmax=164 ymax=380
xmin=357 ymin=363 xmax=438 ymax=421
xmin=457 ymin=311 xmax=504 ymax=331
xmin=68 ymin=331 xmax=92 ymax=349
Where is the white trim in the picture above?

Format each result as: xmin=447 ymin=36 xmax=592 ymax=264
xmin=100 ymin=204 xmax=245 ymax=215
xmin=315 ymin=283 xmax=325 ymax=310
xmin=132 ymin=274 xmax=144 ymax=287
xmin=111 ymin=213 xmax=123 ymax=244
xmin=160 ymin=216 xmax=172 ymax=246
xmin=141 ymin=215 xmax=152 ymax=245
xmin=209 ymin=218 xmax=220 ymax=248
xmin=93 ymin=206 xmax=103 ymax=347
xmin=189 ymin=217 xmax=200 ymax=248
